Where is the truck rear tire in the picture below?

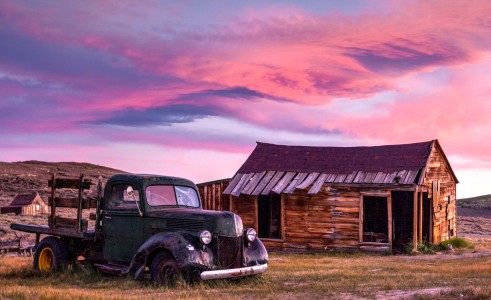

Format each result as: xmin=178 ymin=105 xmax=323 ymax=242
xmin=34 ymin=236 xmax=69 ymax=273
xmin=150 ymin=251 xmax=180 ymax=285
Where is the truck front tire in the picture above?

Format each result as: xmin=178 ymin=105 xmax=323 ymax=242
xmin=150 ymin=251 xmax=180 ymax=285
xmin=34 ymin=236 xmax=69 ymax=273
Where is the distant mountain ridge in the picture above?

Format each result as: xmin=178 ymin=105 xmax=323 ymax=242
xmin=457 ymin=194 xmax=491 ymax=210
xmin=0 ymin=160 xmax=126 ymax=205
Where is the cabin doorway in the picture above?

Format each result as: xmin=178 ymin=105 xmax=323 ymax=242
xmin=257 ymin=194 xmax=282 ymax=239
xmin=391 ymin=191 xmax=414 ymax=251
xmin=362 ymin=196 xmax=389 ymax=243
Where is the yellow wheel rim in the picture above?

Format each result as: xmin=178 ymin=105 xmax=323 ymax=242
xmin=38 ymin=247 xmax=54 ymax=272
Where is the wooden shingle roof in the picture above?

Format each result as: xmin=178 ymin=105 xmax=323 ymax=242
xmin=224 ymin=140 xmax=447 ymax=196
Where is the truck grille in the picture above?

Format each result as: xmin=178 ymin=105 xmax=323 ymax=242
xmin=216 ymin=236 xmax=243 ymax=269
xmin=165 ymin=219 xmax=204 ymax=232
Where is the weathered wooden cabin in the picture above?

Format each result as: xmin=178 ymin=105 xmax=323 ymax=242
xmin=198 ymin=140 xmax=458 ymax=252
xmin=1 ymin=192 xmax=49 ymax=215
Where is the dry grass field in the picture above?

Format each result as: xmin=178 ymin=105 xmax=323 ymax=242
xmin=1 ymin=237 xmax=490 ymax=300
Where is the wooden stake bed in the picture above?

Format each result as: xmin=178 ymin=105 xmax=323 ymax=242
xmin=10 ymin=223 xmax=95 ymax=240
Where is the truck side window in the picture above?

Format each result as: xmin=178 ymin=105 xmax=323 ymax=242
xmin=109 ymin=185 xmax=140 ymax=210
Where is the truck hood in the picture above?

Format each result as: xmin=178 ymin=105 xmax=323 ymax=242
xmin=145 ymin=209 xmax=243 ymax=237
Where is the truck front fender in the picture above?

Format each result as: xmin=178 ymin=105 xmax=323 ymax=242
xmin=124 ymin=232 xmax=213 ymax=279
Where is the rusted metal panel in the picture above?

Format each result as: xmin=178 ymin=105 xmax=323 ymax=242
xmin=251 ymin=171 xmax=276 ymax=195
xmin=261 ymin=172 xmax=285 ymax=195
xmin=395 ymin=170 xmax=409 ymax=184
xmin=242 ymin=172 xmax=266 ymax=195
xmin=272 ymin=172 xmax=296 ymax=194
xmin=295 ymin=172 xmax=320 ymax=189
xmin=308 ymin=173 xmax=328 ymax=195
xmin=282 ymin=173 xmax=308 ymax=194
xmin=223 ymin=174 xmax=244 ymax=195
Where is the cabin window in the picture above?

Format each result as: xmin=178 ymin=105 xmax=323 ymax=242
xmin=362 ymin=196 xmax=388 ymax=243
xmin=36 ymin=204 xmax=40 ymax=211
xmin=258 ymin=194 xmax=282 ymax=239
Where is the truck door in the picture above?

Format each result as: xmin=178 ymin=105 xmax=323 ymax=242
xmin=103 ymin=184 xmax=144 ymax=263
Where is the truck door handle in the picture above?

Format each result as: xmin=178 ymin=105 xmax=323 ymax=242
xmin=105 ymin=216 xmax=112 ymax=220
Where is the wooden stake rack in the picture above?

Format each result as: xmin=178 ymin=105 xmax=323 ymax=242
xmin=48 ymin=173 xmax=94 ymax=232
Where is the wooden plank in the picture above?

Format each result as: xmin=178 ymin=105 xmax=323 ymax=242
xmin=325 ymin=174 xmax=337 ymax=183
xmin=395 ymin=170 xmax=408 ymax=184
xmin=359 ymin=195 xmax=363 ymax=243
xmin=334 ymin=174 xmax=347 ymax=183
xmin=373 ymin=172 xmax=387 ymax=184
xmin=48 ymin=197 xmax=97 ymax=209
xmin=344 ymin=171 xmax=358 ymax=183
xmin=308 ymin=173 xmax=328 ymax=195
xmin=231 ymin=173 xmax=253 ymax=197
xmin=413 ymin=189 xmax=418 ymax=252
xmin=272 ymin=172 xmax=296 ymax=194
xmin=48 ymin=178 xmax=91 ymax=189
xmin=50 ymin=173 xmax=56 ymax=228
xmin=242 ymin=172 xmax=266 ymax=195
xmin=363 ymin=172 xmax=378 ymax=183
xmin=223 ymin=173 xmax=244 ymax=195
xmin=404 ymin=170 xmax=419 ymax=184
xmin=261 ymin=172 xmax=285 ymax=195
xmin=251 ymin=171 xmax=276 ymax=195
xmin=283 ymin=173 xmax=308 ymax=194
xmin=419 ymin=191 xmax=423 ymax=243
xmin=353 ymin=171 xmax=366 ymax=183
xmin=383 ymin=171 xmax=398 ymax=184
xmin=387 ymin=194 xmax=392 ymax=251
xmin=296 ymin=172 xmax=320 ymax=189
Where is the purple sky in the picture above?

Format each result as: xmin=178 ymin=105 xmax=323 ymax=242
xmin=1 ymin=0 xmax=491 ymax=198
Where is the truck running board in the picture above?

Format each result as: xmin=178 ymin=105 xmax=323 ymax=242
xmin=93 ymin=263 xmax=128 ymax=276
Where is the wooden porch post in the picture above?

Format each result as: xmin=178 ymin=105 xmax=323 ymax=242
xmin=413 ymin=187 xmax=418 ymax=252
xmin=387 ymin=194 xmax=393 ymax=252
xmin=418 ymin=191 xmax=423 ymax=243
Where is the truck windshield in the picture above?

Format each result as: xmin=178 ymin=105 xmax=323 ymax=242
xmin=146 ymin=185 xmax=199 ymax=208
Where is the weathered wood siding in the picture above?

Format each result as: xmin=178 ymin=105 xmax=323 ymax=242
xmin=421 ymin=143 xmax=457 ymax=243
xmin=21 ymin=195 xmax=49 ymax=215
xmin=231 ymin=195 xmax=257 ymax=230
xmin=198 ymin=181 xmax=231 ymax=211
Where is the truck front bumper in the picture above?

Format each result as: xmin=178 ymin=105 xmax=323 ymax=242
xmin=200 ymin=263 xmax=268 ymax=280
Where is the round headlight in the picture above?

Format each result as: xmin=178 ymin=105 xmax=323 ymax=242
xmin=246 ymin=228 xmax=257 ymax=242
xmin=199 ymin=230 xmax=212 ymax=245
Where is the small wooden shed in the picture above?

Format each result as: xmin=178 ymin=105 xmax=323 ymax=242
xmin=198 ymin=140 xmax=458 ymax=252
xmin=1 ymin=192 xmax=49 ymax=215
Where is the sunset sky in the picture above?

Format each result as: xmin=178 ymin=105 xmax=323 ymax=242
xmin=1 ymin=0 xmax=490 ymax=198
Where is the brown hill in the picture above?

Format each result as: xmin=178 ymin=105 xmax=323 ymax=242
xmin=0 ymin=160 xmax=126 ymax=207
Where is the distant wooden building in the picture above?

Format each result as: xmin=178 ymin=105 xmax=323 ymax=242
xmin=198 ymin=140 xmax=458 ymax=252
xmin=1 ymin=192 xmax=49 ymax=215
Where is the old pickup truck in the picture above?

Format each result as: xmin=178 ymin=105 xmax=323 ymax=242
xmin=10 ymin=173 xmax=268 ymax=284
